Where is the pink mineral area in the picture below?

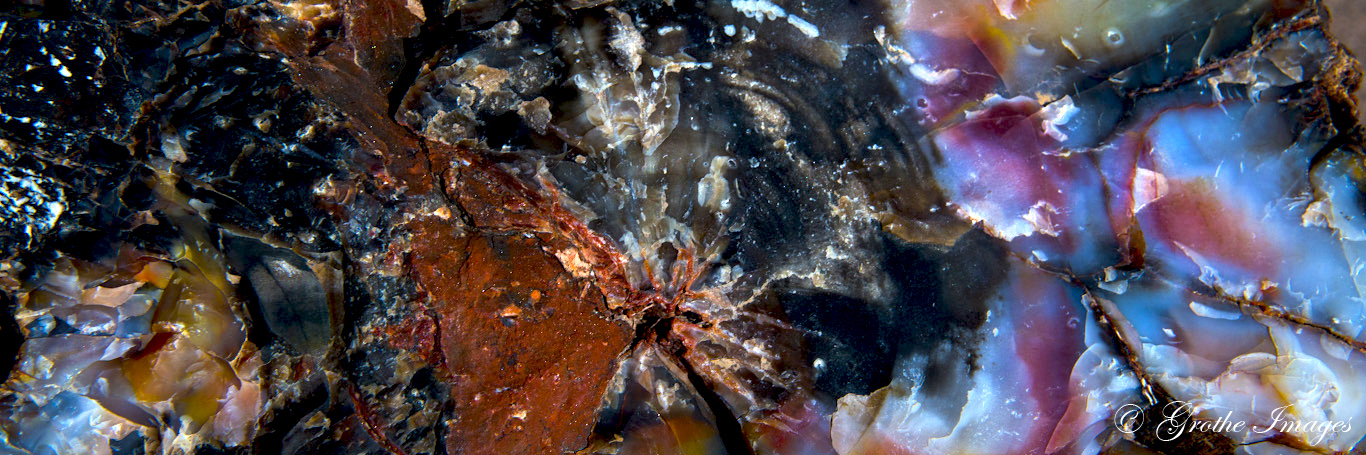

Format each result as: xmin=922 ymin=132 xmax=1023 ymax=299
xmin=930 ymin=97 xmax=1065 ymax=239
xmin=832 ymin=263 xmax=1093 ymax=455
xmin=928 ymin=81 xmax=1366 ymax=338
xmin=891 ymin=31 xmax=1002 ymax=126
xmin=747 ymin=398 xmax=839 ymax=455
xmin=1011 ymin=262 xmax=1089 ymax=451
xmin=889 ymin=0 xmax=1311 ymax=95
xmin=1121 ymin=100 xmax=1363 ymax=337
xmin=930 ymin=97 xmax=1121 ymax=273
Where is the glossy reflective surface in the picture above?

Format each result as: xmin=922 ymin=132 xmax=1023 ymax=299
xmin=1 ymin=1 xmax=1363 ymax=454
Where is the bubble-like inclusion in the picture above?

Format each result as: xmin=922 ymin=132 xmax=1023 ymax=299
xmin=0 ymin=0 xmax=1362 ymax=454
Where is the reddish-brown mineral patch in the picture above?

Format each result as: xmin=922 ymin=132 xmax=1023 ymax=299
xmin=409 ymin=218 xmax=633 ymax=455
xmin=238 ymin=5 xmax=671 ymax=453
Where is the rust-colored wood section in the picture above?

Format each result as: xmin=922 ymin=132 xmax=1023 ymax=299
xmin=409 ymin=221 xmax=632 ymax=455
xmin=238 ymin=3 xmax=656 ymax=453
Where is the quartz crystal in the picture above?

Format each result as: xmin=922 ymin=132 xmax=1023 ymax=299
xmin=1 ymin=0 xmax=1363 ymax=454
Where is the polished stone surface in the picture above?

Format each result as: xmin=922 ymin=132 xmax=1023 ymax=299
xmin=1 ymin=1 xmax=1364 ymax=454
